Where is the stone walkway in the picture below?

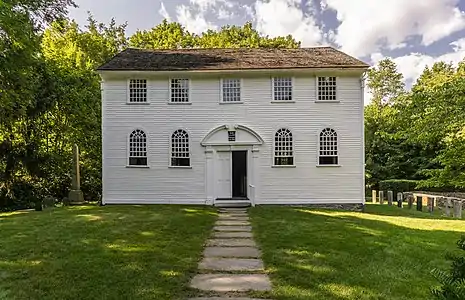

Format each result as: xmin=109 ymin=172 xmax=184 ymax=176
xmin=189 ymin=208 xmax=272 ymax=300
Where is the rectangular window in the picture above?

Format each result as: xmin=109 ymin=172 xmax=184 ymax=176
xmin=228 ymin=131 xmax=236 ymax=141
xmin=170 ymin=79 xmax=189 ymax=103
xmin=222 ymin=79 xmax=241 ymax=102
xmin=273 ymin=77 xmax=293 ymax=101
xmin=128 ymin=79 xmax=147 ymax=103
xmin=317 ymin=76 xmax=337 ymax=101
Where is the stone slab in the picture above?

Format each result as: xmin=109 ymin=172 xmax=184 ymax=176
xmin=217 ymin=215 xmax=249 ymax=221
xmin=204 ymin=247 xmax=260 ymax=258
xmin=219 ymin=213 xmax=248 ymax=218
xmin=219 ymin=208 xmax=248 ymax=212
xmin=214 ymin=226 xmax=252 ymax=232
xmin=190 ymin=274 xmax=272 ymax=292
xmin=213 ymin=231 xmax=253 ymax=238
xmin=189 ymin=297 xmax=269 ymax=300
xmin=199 ymin=258 xmax=264 ymax=271
xmin=215 ymin=220 xmax=250 ymax=226
xmin=207 ymin=239 xmax=256 ymax=247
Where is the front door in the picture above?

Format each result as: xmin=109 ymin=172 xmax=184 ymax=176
xmin=216 ymin=151 xmax=232 ymax=198
xmin=232 ymin=151 xmax=247 ymax=198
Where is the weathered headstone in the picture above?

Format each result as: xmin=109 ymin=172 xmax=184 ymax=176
xmin=405 ymin=192 xmax=414 ymax=209
xmin=397 ymin=192 xmax=403 ymax=208
xmin=379 ymin=191 xmax=384 ymax=205
xmin=427 ymin=197 xmax=434 ymax=214
xmin=43 ymin=196 xmax=55 ymax=209
xmin=453 ymin=199 xmax=463 ymax=219
xmin=372 ymin=190 xmax=377 ymax=203
xmin=387 ymin=191 xmax=393 ymax=206
xmin=445 ymin=198 xmax=452 ymax=217
xmin=416 ymin=196 xmax=423 ymax=211
xmin=68 ymin=144 xmax=84 ymax=205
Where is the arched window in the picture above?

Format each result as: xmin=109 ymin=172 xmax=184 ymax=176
xmin=319 ymin=128 xmax=338 ymax=165
xmin=274 ymin=128 xmax=293 ymax=166
xmin=129 ymin=129 xmax=147 ymax=166
xmin=171 ymin=129 xmax=190 ymax=167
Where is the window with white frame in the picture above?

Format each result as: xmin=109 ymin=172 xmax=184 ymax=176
xmin=317 ymin=76 xmax=337 ymax=101
xmin=171 ymin=129 xmax=190 ymax=166
xmin=222 ymin=79 xmax=241 ymax=102
xmin=128 ymin=129 xmax=147 ymax=166
xmin=128 ymin=79 xmax=147 ymax=103
xmin=319 ymin=128 xmax=338 ymax=165
xmin=170 ymin=79 xmax=189 ymax=103
xmin=273 ymin=77 xmax=293 ymax=101
xmin=274 ymin=128 xmax=294 ymax=166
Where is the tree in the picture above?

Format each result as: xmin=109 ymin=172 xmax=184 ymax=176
xmin=129 ymin=20 xmax=300 ymax=49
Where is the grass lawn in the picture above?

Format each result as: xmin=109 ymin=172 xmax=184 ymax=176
xmin=0 ymin=205 xmax=216 ymax=300
xmin=249 ymin=203 xmax=465 ymax=300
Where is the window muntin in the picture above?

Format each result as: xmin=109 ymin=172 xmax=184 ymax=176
xmin=129 ymin=129 xmax=147 ymax=166
xmin=273 ymin=77 xmax=293 ymax=101
xmin=319 ymin=128 xmax=338 ymax=165
xmin=129 ymin=79 xmax=147 ymax=103
xmin=222 ymin=79 xmax=241 ymax=102
xmin=171 ymin=129 xmax=190 ymax=166
xmin=170 ymin=79 xmax=189 ymax=103
xmin=274 ymin=128 xmax=294 ymax=166
xmin=317 ymin=76 xmax=337 ymax=101
xmin=228 ymin=131 xmax=236 ymax=141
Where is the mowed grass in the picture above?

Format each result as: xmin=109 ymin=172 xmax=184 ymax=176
xmin=0 ymin=205 xmax=216 ymax=300
xmin=249 ymin=203 xmax=465 ymax=300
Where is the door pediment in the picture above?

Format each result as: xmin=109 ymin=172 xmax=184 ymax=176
xmin=201 ymin=124 xmax=264 ymax=146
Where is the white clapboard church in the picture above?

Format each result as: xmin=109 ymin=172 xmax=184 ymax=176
xmin=97 ymin=47 xmax=369 ymax=207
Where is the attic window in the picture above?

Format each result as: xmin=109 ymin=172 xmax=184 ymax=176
xmin=228 ymin=131 xmax=236 ymax=142
xmin=170 ymin=78 xmax=189 ymax=103
xmin=128 ymin=79 xmax=147 ymax=103
xmin=317 ymin=77 xmax=337 ymax=101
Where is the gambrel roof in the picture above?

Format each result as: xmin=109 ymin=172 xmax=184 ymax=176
xmin=97 ymin=47 xmax=369 ymax=71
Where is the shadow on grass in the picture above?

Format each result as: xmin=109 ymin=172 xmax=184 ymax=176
xmin=0 ymin=205 xmax=217 ymax=300
xmin=249 ymin=205 xmax=465 ymax=300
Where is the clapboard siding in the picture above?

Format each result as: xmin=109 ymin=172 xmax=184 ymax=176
xmin=101 ymin=73 xmax=364 ymax=204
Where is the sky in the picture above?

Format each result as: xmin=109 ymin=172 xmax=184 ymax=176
xmin=69 ymin=0 xmax=465 ymax=93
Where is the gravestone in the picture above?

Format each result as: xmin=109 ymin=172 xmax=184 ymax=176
xmin=68 ymin=144 xmax=84 ymax=205
xmin=453 ymin=199 xmax=463 ymax=219
xmin=379 ymin=191 xmax=384 ymax=205
xmin=387 ymin=191 xmax=393 ymax=206
xmin=372 ymin=190 xmax=377 ymax=203
xmin=397 ymin=192 xmax=403 ymax=208
xmin=445 ymin=198 xmax=452 ymax=217
xmin=427 ymin=197 xmax=434 ymax=214
xmin=416 ymin=196 xmax=423 ymax=211
xmin=405 ymin=193 xmax=414 ymax=209
xmin=43 ymin=196 xmax=55 ymax=209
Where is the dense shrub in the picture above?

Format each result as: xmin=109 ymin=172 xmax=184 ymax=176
xmin=379 ymin=179 xmax=419 ymax=193
xmin=431 ymin=236 xmax=465 ymax=300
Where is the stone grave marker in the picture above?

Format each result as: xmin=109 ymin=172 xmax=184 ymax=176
xmin=68 ymin=144 xmax=84 ymax=205
xmin=387 ymin=191 xmax=393 ymax=206
xmin=379 ymin=191 xmax=384 ymax=205
xmin=397 ymin=192 xmax=403 ymax=208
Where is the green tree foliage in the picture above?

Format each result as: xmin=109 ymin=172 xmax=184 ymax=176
xmin=129 ymin=20 xmax=300 ymax=49
xmin=0 ymin=16 xmax=300 ymax=210
xmin=366 ymin=57 xmax=465 ymax=190
xmin=431 ymin=236 xmax=465 ymax=300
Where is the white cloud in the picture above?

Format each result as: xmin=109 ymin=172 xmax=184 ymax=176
xmin=217 ymin=7 xmax=235 ymax=20
xmin=365 ymin=38 xmax=465 ymax=105
xmin=253 ymin=0 xmax=323 ymax=46
xmin=158 ymin=2 xmax=172 ymax=21
xmin=176 ymin=4 xmax=218 ymax=34
xmin=324 ymin=0 xmax=465 ymax=57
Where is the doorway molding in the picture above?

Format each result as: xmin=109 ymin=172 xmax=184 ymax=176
xmin=201 ymin=124 xmax=262 ymax=206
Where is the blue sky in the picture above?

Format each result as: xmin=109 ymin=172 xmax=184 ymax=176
xmin=70 ymin=0 xmax=465 ymax=85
